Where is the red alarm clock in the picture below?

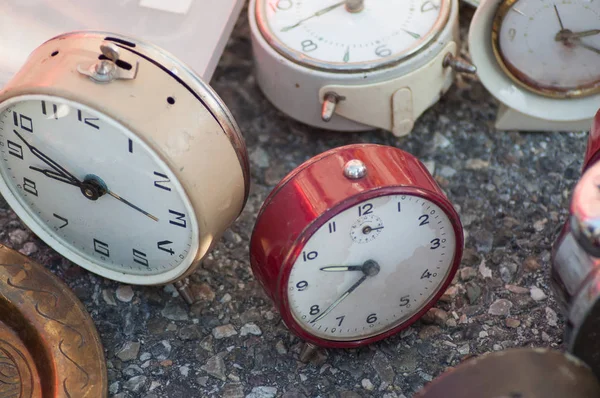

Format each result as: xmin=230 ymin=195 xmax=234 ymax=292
xmin=250 ymin=144 xmax=464 ymax=348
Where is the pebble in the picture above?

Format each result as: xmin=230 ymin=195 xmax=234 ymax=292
xmin=438 ymin=165 xmax=457 ymax=178
xmin=460 ymin=267 xmax=477 ymax=281
xmin=8 ymin=229 xmax=29 ymax=245
xmin=223 ymin=229 xmax=243 ymax=244
xmin=149 ymin=381 xmax=161 ymax=391
xmin=275 ymin=340 xmax=287 ymax=355
xmin=123 ymin=375 xmax=147 ymax=393
xmin=240 ymin=323 xmax=262 ymax=336
xmin=506 ymin=318 xmax=521 ymax=328
xmin=423 ymin=308 xmax=449 ymax=326
xmin=372 ymin=351 xmax=395 ymax=385
xmin=523 ymin=256 xmax=541 ymax=272
xmin=179 ymin=365 xmax=190 ymax=377
xmin=109 ymin=381 xmax=120 ymax=395
xmin=102 ymin=289 xmax=117 ymax=306
xmin=150 ymin=340 xmax=171 ymax=360
xmin=221 ymin=293 xmax=232 ymax=303
xmin=488 ymin=299 xmax=513 ymax=316
xmin=479 ymin=260 xmax=492 ymax=279
xmin=545 ymin=307 xmax=558 ymax=327
xmin=249 ymin=147 xmax=270 ymax=168
xmin=201 ymin=355 xmax=226 ymax=381
xmin=213 ymin=324 xmax=238 ymax=339
xmin=178 ymin=325 xmax=201 ymax=340
xmin=530 ymin=286 xmax=547 ymax=301
xmin=457 ymin=344 xmax=470 ymax=355
xmin=465 ymin=159 xmax=490 ymax=170
xmin=116 ymin=285 xmax=134 ymax=303
xmin=466 ymin=282 xmax=481 ymax=304
xmin=505 ymin=284 xmax=529 ymax=295
xmin=197 ymin=376 xmax=209 ymax=387
xmin=433 ymin=132 xmax=451 ymax=149
xmin=361 ymin=379 xmax=374 ymax=391
xmin=161 ymin=302 xmax=189 ymax=321
xmin=222 ymin=383 xmax=245 ymax=398
xmin=246 ymin=386 xmax=278 ymax=398
xmin=139 ymin=352 xmax=151 ymax=361
xmin=196 ymin=283 xmax=216 ymax=302
xmin=116 ymin=342 xmax=140 ymax=362
xmin=19 ymin=242 xmax=38 ymax=255
xmin=418 ymin=325 xmax=441 ymax=339
xmin=440 ymin=286 xmax=458 ymax=302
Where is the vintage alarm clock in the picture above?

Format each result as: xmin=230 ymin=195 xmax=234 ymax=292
xmin=416 ymin=348 xmax=600 ymax=397
xmin=469 ymin=0 xmax=600 ymax=132
xmin=0 ymin=32 xmax=249 ymax=302
xmin=551 ymin=110 xmax=600 ymax=378
xmin=250 ymin=144 xmax=464 ymax=349
xmin=249 ymin=0 xmax=476 ymax=136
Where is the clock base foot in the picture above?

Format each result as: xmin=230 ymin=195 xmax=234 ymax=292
xmin=299 ymin=342 xmax=319 ymax=363
xmin=174 ymin=279 xmax=195 ymax=305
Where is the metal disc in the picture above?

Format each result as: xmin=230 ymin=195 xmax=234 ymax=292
xmin=415 ymin=348 xmax=600 ymax=398
xmin=0 ymin=244 xmax=107 ymax=397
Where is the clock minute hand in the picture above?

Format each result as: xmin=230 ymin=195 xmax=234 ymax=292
xmin=281 ymin=1 xmax=345 ymax=32
xmin=320 ymin=265 xmax=364 ymax=272
xmin=106 ymin=190 xmax=159 ymax=222
xmin=29 ymin=166 xmax=80 ymax=187
xmin=310 ymin=260 xmax=380 ymax=324
xmin=573 ymin=39 xmax=600 ymax=56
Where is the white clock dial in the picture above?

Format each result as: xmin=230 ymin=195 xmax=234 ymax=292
xmin=0 ymin=96 xmax=198 ymax=279
xmin=287 ymin=193 xmax=457 ymax=341
xmin=495 ymin=0 xmax=600 ymax=97
xmin=257 ymin=0 xmax=450 ymax=71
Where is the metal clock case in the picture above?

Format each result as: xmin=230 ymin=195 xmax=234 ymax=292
xmin=551 ymin=110 xmax=600 ymax=378
xmin=469 ymin=0 xmax=600 ymax=131
xmin=249 ymin=0 xmax=475 ymax=137
xmin=249 ymin=144 xmax=464 ymax=348
xmin=0 ymin=32 xmax=249 ymax=291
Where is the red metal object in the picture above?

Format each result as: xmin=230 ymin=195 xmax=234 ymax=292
xmin=249 ymin=144 xmax=464 ymax=348
xmin=584 ymin=109 xmax=600 ymax=170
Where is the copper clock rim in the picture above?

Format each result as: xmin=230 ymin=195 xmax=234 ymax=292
xmin=254 ymin=0 xmax=453 ymax=73
xmin=491 ymin=0 xmax=600 ymax=99
xmin=275 ymin=186 xmax=464 ymax=348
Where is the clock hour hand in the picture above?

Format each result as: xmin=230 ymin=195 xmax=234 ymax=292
xmin=13 ymin=129 xmax=81 ymax=184
xmin=320 ymin=265 xmax=364 ymax=272
xmin=573 ymin=39 xmax=600 ymax=56
xmin=281 ymin=1 xmax=345 ymax=32
xmin=310 ymin=260 xmax=380 ymax=324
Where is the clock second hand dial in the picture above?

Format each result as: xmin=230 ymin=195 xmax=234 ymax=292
xmin=310 ymin=260 xmax=380 ymax=324
xmin=14 ymin=129 xmax=159 ymax=221
xmin=281 ymin=1 xmax=345 ymax=32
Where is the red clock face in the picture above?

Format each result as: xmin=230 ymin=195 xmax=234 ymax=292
xmin=250 ymin=144 xmax=463 ymax=348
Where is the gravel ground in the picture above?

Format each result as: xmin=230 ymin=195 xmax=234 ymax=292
xmin=0 ymin=6 xmax=588 ymax=398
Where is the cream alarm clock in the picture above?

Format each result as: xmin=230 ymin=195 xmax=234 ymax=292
xmin=0 ymin=32 xmax=249 ymax=303
xmin=249 ymin=0 xmax=476 ymax=136
xmin=469 ymin=0 xmax=600 ymax=131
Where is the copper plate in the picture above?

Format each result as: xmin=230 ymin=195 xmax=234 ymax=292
xmin=0 ymin=244 xmax=107 ymax=397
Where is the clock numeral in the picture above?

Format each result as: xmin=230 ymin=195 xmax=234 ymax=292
xmin=418 ymin=214 xmax=429 ymax=226
xmin=13 ymin=112 xmax=33 ymax=133
xmin=309 ymin=305 xmax=320 ymax=316
xmin=53 ymin=213 xmax=69 ymax=229
xmin=366 ymin=313 xmax=377 ymax=324
xmin=168 ymin=210 xmax=187 ymax=228
xmin=397 ymin=202 xmax=401 ymax=212
xmin=276 ymin=0 xmax=293 ymax=10
xmin=421 ymin=269 xmax=438 ymax=279
xmin=157 ymin=240 xmax=175 ymax=255
xmin=421 ymin=1 xmax=440 ymax=12
xmin=128 ymin=139 xmax=133 ymax=153
xmin=399 ymin=294 xmax=411 ymax=307
xmin=93 ymin=238 xmax=110 ymax=257
xmin=7 ymin=140 xmax=23 ymax=159
xmin=301 ymin=39 xmax=318 ymax=53
xmin=302 ymin=251 xmax=318 ymax=261
xmin=296 ymin=280 xmax=308 ymax=291
xmin=358 ymin=203 xmax=373 ymax=216
xmin=154 ymin=172 xmax=172 ymax=191
xmin=23 ymin=177 xmax=38 ymax=196
xmin=328 ymin=222 xmax=336 ymax=233
xmin=508 ymin=28 xmax=517 ymax=41
xmin=77 ymin=110 xmax=99 ymax=129
xmin=133 ymin=249 xmax=149 ymax=266
xmin=336 ymin=315 xmax=345 ymax=327
xmin=375 ymin=45 xmax=392 ymax=58
xmin=430 ymin=238 xmax=445 ymax=250
xmin=41 ymin=101 xmax=59 ymax=119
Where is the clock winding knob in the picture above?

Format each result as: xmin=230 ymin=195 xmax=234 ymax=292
xmin=443 ymin=53 xmax=477 ymax=75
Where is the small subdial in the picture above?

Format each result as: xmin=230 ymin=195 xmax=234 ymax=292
xmin=350 ymin=214 xmax=384 ymax=244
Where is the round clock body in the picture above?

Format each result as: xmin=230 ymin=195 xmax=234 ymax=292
xmin=249 ymin=144 xmax=463 ymax=348
xmin=552 ymin=109 xmax=600 ymax=378
xmin=0 ymin=32 xmax=249 ymax=285
xmin=469 ymin=0 xmax=600 ymax=124
xmin=249 ymin=0 xmax=462 ymax=136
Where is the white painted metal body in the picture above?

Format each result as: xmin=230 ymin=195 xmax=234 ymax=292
xmin=0 ymin=0 xmax=244 ymax=85
xmin=249 ymin=0 xmax=461 ymax=135
xmin=468 ymin=0 xmax=597 ymax=132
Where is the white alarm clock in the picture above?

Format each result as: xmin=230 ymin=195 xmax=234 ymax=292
xmin=469 ymin=0 xmax=600 ymax=131
xmin=0 ymin=32 xmax=249 ymax=302
xmin=249 ymin=0 xmax=475 ymax=136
